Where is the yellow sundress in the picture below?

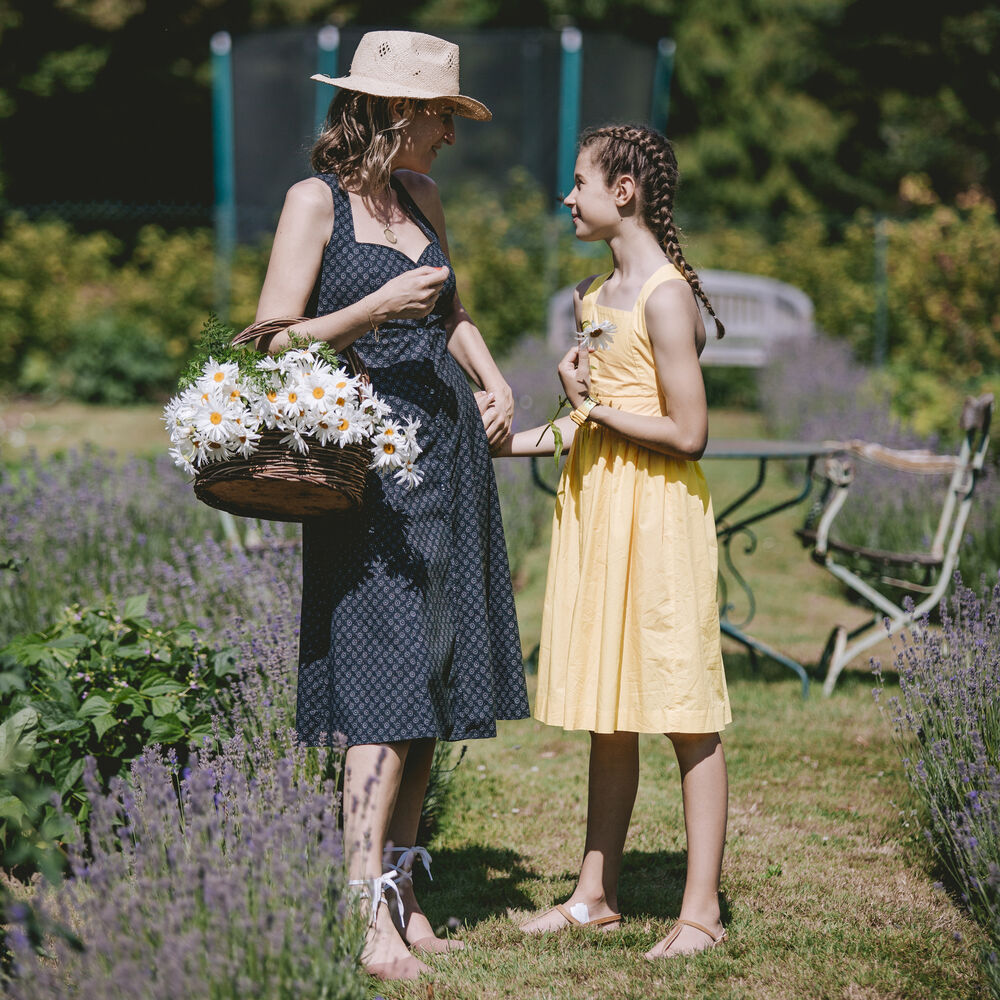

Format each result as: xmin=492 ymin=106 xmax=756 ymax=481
xmin=535 ymin=263 xmax=731 ymax=734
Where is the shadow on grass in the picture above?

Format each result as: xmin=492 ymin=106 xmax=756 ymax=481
xmin=408 ymin=843 xmax=537 ymax=929
xmin=414 ymin=844 xmax=734 ymax=935
xmin=620 ymin=850 xmax=732 ymax=928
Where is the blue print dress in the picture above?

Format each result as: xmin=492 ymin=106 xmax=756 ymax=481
xmin=295 ymin=172 xmax=529 ymax=747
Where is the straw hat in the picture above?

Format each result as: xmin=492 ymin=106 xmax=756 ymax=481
xmin=311 ymin=30 xmax=491 ymax=122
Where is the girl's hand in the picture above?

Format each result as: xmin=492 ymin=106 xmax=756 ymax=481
xmin=373 ymin=266 xmax=449 ymax=323
xmin=558 ymin=345 xmax=591 ymax=408
xmin=481 ymin=379 xmax=513 ymax=440
xmin=474 ymin=388 xmax=511 ymax=447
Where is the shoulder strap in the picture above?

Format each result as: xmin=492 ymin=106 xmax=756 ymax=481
xmin=579 ymin=270 xmax=612 ymax=326
xmin=633 ymin=262 xmax=687 ymax=325
xmin=391 ymin=175 xmax=439 ymax=244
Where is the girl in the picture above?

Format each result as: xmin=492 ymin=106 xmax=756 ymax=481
xmin=497 ymin=124 xmax=731 ymax=959
xmin=255 ymin=31 xmax=529 ymax=980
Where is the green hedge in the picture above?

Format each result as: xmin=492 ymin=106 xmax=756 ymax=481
xmin=2 ymin=174 xmax=998 ymax=425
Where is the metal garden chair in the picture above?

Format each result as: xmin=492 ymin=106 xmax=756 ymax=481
xmin=797 ymin=393 xmax=993 ymax=695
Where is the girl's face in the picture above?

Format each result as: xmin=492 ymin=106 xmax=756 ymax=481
xmin=563 ymin=148 xmax=621 ymax=241
xmin=393 ymin=100 xmax=457 ymax=173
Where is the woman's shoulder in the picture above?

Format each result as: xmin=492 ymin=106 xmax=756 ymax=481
xmin=285 ymin=176 xmax=336 ymax=209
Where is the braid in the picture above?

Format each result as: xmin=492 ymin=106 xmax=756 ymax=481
xmin=580 ymin=125 xmax=726 ymax=339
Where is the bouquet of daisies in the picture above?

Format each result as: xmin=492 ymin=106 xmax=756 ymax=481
xmin=163 ymin=316 xmax=423 ymax=490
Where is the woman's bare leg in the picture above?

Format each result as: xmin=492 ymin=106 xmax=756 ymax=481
xmin=382 ymin=737 xmax=462 ymax=951
xmin=645 ymin=732 xmax=728 ymax=959
xmin=522 ymin=730 xmax=639 ymax=931
xmin=344 ymin=741 xmax=430 ymax=979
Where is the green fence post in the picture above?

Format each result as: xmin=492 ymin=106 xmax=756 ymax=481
xmin=556 ymin=26 xmax=582 ymax=207
xmin=873 ymin=214 xmax=889 ymax=366
xmin=650 ymin=37 xmax=676 ymax=133
xmin=211 ymin=31 xmax=235 ymax=320
xmin=314 ymin=25 xmax=340 ymax=135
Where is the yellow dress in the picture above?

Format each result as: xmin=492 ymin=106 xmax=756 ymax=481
xmin=535 ymin=264 xmax=731 ymax=735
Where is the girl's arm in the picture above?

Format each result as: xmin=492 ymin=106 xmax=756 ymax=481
xmin=562 ymin=280 xmax=709 ymax=461
xmin=255 ymin=177 xmax=448 ymax=353
xmin=397 ymin=170 xmax=514 ymax=446
xmin=492 ymin=415 xmax=576 ymax=457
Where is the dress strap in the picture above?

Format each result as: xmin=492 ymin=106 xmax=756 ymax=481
xmin=390 ymin=175 xmax=440 ymax=247
xmin=632 ymin=262 xmax=687 ymax=324
xmin=580 ymin=270 xmax=612 ymax=327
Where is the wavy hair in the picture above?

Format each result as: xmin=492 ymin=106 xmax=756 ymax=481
xmin=311 ymin=90 xmax=423 ymax=198
xmin=580 ymin=124 xmax=725 ymax=339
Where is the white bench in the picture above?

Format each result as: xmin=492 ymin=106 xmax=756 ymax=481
xmin=547 ymin=268 xmax=814 ymax=367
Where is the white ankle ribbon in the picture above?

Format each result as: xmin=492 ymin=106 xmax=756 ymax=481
xmin=568 ymin=902 xmax=591 ymax=924
xmin=386 ymin=845 xmax=433 ymax=881
xmin=348 ymin=872 xmax=405 ymax=924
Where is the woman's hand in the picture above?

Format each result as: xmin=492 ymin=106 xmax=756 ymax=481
xmin=474 ymin=388 xmax=512 ymax=448
xmin=372 ymin=266 xmax=450 ymax=324
xmin=558 ymin=345 xmax=591 ymax=408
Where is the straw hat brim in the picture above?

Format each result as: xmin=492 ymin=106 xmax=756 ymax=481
xmin=311 ymin=73 xmax=491 ymax=121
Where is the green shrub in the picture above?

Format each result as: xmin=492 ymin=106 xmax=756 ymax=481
xmin=0 ymin=595 xmax=239 ymax=826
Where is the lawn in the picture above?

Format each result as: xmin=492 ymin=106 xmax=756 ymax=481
xmin=1 ymin=398 xmax=987 ymax=998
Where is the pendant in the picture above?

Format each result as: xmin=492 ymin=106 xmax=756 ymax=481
xmin=383 ymin=226 xmax=398 ymax=245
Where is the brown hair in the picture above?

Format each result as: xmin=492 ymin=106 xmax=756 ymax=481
xmin=311 ymin=90 xmax=423 ymax=198
xmin=580 ymin=124 xmax=725 ymax=338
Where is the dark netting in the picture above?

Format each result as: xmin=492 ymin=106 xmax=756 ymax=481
xmin=231 ymin=26 xmax=660 ymax=242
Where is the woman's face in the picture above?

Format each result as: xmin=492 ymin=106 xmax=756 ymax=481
xmin=563 ymin=147 xmax=621 ymax=241
xmin=393 ymin=100 xmax=456 ymax=173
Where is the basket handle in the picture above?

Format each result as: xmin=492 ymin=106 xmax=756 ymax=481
xmin=230 ymin=315 xmax=370 ymax=381
xmin=230 ymin=316 xmax=311 ymax=347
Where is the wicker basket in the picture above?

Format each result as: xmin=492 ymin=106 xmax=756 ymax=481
xmin=192 ymin=317 xmax=370 ymax=523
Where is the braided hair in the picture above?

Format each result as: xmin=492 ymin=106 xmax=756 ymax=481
xmin=580 ymin=124 xmax=725 ymax=339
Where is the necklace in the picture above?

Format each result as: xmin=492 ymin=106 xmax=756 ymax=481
xmin=383 ymin=225 xmax=398 ymax=245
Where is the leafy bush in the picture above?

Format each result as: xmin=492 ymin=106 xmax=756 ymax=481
xmin=0 ymin=595 xmax=239 ymax=826
xmin=0 ymin=215 xmax=267 ymax=401
xmin=874 ymin=579 xmax=1000 ymax=996
xmin=6 ymin=739 xmax=366 ymax=1000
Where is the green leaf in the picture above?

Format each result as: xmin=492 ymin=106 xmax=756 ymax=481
xmin=140 ymin=676 xmax=185 ymax=697
xmin=0 ymin=792 xmax=28 ymax=825
xmin=144 ymin=714 xmax=185 ymax=743
xmin=77 ymin=695 xmax=112 ymax=719
xmin=0 ymin=707 xmax=39 ymax=776
xmin=58 ymin=758 xmax=85 ymax=795
xmin=91 ymin=713 xmax=118 ymax=740
xmin=121 ymin=594 xmax=150 ymax=622
xmin=212 ymin=647 xmax=240 ymax=678
xmin=150 ymin=696 xmax=177 ymax=718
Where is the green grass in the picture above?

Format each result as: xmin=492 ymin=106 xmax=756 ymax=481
xmin=2 ymin=399 xmax=985 ymax=997
xmin=380 ymin=667 xmax=987 ymax=999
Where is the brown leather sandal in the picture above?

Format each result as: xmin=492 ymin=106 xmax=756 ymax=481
xmin=522 ymin=901 xmax=622 ymax=934
xmin=644 ymin=918 xmax=727 ymax=960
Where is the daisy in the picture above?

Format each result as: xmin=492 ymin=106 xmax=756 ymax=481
xmin=331 ymin=406 xmax=367 ymax=447
xmin=394 ymin=460 xmax=424 ymax=490
xmin=196 ymin=358 xmax=241 ymax=393
xmin=371 ymin=435 xmax=405 ymax=470
xmin=577 ymin=319 xmax=616 ymax=351
xmin=192 ymin=388 xmax=244 ymax=447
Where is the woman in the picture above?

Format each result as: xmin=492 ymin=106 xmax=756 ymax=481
xmin=254 ymin=30 xmax=529 ymax=981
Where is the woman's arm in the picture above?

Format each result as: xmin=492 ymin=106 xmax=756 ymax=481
xmin=255 ymin=177 xmax=449 ymax=353
xmin=561 ymin=280 xmax=709 ymax=461
xmin=397 ymin=170 xmax=514 ymax=445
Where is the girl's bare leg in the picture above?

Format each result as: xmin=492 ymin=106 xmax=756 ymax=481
xmin=645 ymin=732 xmax=728 ymax=958
xmin=522 ymin=730 xmax=639 ymax=931
xmin=344 ymin=741 xmax=430 ymax=979
xmin=383 ymin=737 xmax=462 ymax=951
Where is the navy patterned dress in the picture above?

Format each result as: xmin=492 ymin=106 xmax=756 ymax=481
xmin=295 ymin=172 xmax=529 ymax=747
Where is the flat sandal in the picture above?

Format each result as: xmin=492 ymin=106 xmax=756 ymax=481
xmin=644 ymin=918 xmax=727 ymax=961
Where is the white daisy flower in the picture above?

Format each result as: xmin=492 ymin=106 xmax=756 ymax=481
xmin=358 ymin=382 xmax=393 ymax=420
xmin=196 ymin=358 xmax=241 ymax=393
xmin=279 ymin=426 xmax=310 ymax=455
xmin=192 ymin=388 xmax=244 ymax=447
xmin=331 ymin=406 xmax=366 ymax=447
xmin=400 ymin=416 xmax=423 ymax=461
xmin=577 ymin=319 xmax=616 ymax=351
xmin=393 ymin=460 xmax=424 ymax=490
xmin=371 ymin=440 xmax=404 ymax=470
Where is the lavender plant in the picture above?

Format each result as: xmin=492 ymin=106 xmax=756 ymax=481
xmin=761 ymin=333 xmax=1000 ymax=590
xmin=874 ymin=577 xmax=1000 ymax=994
xmin=7 ymin=738 xmax=367 ymax=1000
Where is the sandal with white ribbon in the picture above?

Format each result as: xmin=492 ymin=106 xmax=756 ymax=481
xmin=383 ymin=845 xmax=463 ymax=954
xmin=346 ymin=871 xmax=430 ymax=981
